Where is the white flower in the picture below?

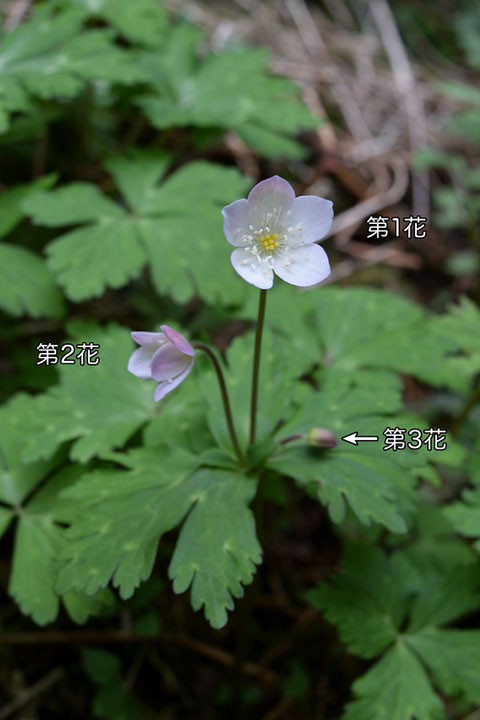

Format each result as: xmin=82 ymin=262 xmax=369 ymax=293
xmin=222 ymin=175 xmax=333 ymax=289
xmin=127 ymin=325 xmax=194 ymax=401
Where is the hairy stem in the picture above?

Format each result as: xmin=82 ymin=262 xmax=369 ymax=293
xmin=193 ymin=343 xmax=245 ymax=466
xmin=249 ymin=289 xmax=268 ymax=445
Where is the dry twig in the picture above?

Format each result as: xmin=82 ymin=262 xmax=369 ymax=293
xmin=2 ymin=0 xmax=31 ymax=30
xmin=367 ymin=0 xmax=430 ymax=218
xmin=0 ymin=667 xmax=64 ymax=720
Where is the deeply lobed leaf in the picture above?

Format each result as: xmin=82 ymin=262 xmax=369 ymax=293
xmin=23 ymin=154 xmax=249 ymax=304
xmin=55 ymin=449 xmax=261 ymax=628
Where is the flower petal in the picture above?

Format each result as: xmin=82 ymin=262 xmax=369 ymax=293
xmin=131 ymin=331 xmax=165 ymax=346
xmin=247 ymin=176 xmax=295 ymax=217
xmin=160 ymin=325 xmax=195 ymax=357
xmin=273 ymin=243 xmax=330 ymax=287
xmin=127 ymin=345 xmax=158 ymax=380
xmin=286 ymin=196 xmax=334 ymax=246
xmin=231 ymin=248 xmax=274 ymax=289
xmin=153 ymin=360 xmax=194 ymax=401
xmin=151 ymin=343 xmax=190 ymax=381
xmin=222 ymin=199 xmax=252 ymax=247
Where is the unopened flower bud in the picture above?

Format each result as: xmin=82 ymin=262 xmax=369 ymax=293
xmin=307 ymin=427 xmax=338 ymax=449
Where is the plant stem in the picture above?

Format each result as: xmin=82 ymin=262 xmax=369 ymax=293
xmin=279 ymin=434 xmax=304 ymax=445
xmin=193 ymin=343 xmax=245 ymax=466
xmin=249 ymin=289 xmax=267 ymax=445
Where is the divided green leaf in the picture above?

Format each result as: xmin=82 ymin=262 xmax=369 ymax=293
xmin=56 ymin=448 xmax=261 ymax=628
xmin=444 ymin=445 xmax=480 ymax=552
xmin=0 ymin=6 xmax=143 ymax=132
xmin=429 ymin=297 xmax=480 ymax=392
xmin=169 ymin=469 xmax=261 ymax=628
xmin=138 ymin=25 xmax=318 ymax=158
xmin=307 ymin=544 xmax=406 ymax=658
xmin=310 ymin=543 xmax=480 ymax=719
xmin=20 ymin=323 xmax=155 ymax=463
xmin=253 ymin=285 xmax=457 ymax=390
xmin=23 ymin=152 xmax=249 ymax=304
xmin=342 ymin=643 xmax=444 ymax=720
xmin=408 ymin=628 xmax=480 ymax=704
xmin=0 ymin=177 xmax=64 ymax=317
xmin=0 ymin=396 xmax=113 ymax=623
xmin=266 ymin=378 xmax=432 ymax=532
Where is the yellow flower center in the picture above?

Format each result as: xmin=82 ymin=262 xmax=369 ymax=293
xmin=260 ymin=233 xmax=280 ymax=251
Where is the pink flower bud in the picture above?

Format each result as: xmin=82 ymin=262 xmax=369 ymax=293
xmin=307 ymin=427 xmax=338 ymax=449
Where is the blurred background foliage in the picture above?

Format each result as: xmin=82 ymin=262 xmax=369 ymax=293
xmin=0 ymin=0 xmax=480 ymax=718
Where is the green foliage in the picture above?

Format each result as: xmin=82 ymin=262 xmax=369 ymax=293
xmin=308 ymin=545 xmax=405 ymax=658
xmin=55 ymin=448 xmax=260 ymax=628
xmin=138 ymin=25 xmax=318 ymax=158
xmin=414 ymin=75 xmax=480 ymax=236
xmin=309 ymin=542 xmax=480 ymax=719
xmin=55 ymin=447 xmax=199 ymax=598
xmin=71 ymin=0 xmax=168 ymax=47
xmin=429 ymin=297 xmax=480 ymax=392
xmin=0 ymin=5 xmax=143 ymax=133
xmin=259 ymin=284 xmax=456 ymax=389
xmin=267 ymin=433 xmax=416 ymax=534
xmin=20 ymin=324 xmax=155 ymax=463
xmin=408 ymin=629 xmax=480 ymax=704
xmin=252 ymin=286 xmax=465 ymax=533
xmin=455 ymin=7 xmax=480 ymax=68
xmin=0 ymin=396 xmax=113 ymax=623
xmin=1 ymin=1 xmax=479 ymax=717
xmin=0 ymin=177 xmax=64 ymax=317
xmin=445 ymin=488 xmax=480 ymax=551
xmin=1 ymin=0 xmax=318 ymax=157
xmin=169 ymin=469 xmax=261 ymax=628
xmin=23 ymin=153 xmax=249 ymax=304
xmin=342 ymin=643 xmax=444 ymax=720
xmin=201 ymin=327 xmax=310 ymax=453
xmin=444 ymin=443 xmax=480 ymax=551
xmin=82 ymin=648 xmax=141 ymax=720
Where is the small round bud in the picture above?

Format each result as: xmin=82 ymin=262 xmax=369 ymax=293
xmin=308 ymin=427 xmax=338 ymax=449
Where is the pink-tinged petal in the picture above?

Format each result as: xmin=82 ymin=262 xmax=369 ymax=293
xmin=222 ymin=199 xmax=252 ymax=247
xmin=131 ymin=331 xmax=165 ymax=346
xmin=160 ymin=325 xmax=195 ymax=357
xmin=231 ymin=248 xmax=274 ymax=290
xmin=287 ymin=196 xmax=334 ymax=246
xmin=153 ymin=360 xmax=194 ymax=401
xmin=151 ymin=343 xmax=190 ymax=381
xmin=247 ymin=176 xmax=295 ymax=216
xmin=273 ymin=244 xmax=330 ymax=287
xmin=128 ymin=345 xmax=158 ymax=380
